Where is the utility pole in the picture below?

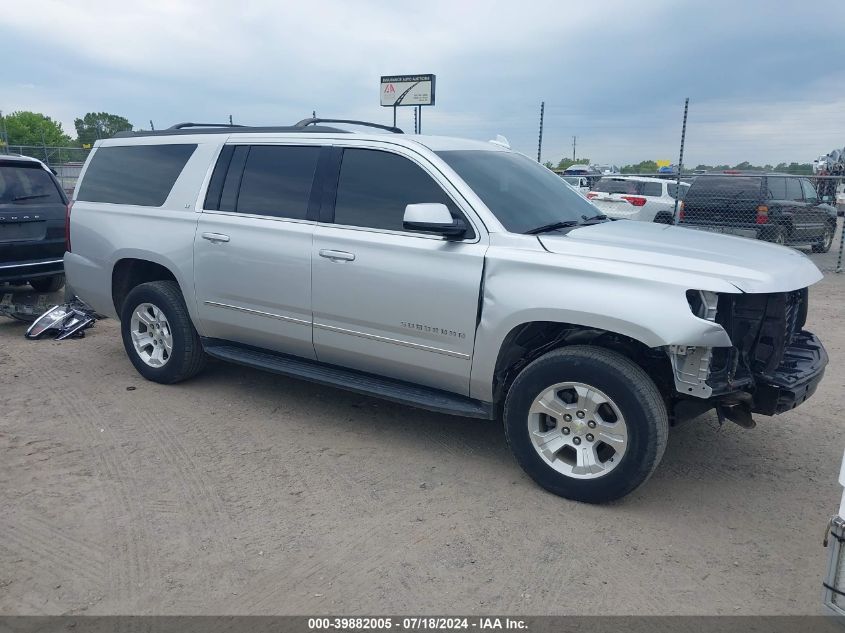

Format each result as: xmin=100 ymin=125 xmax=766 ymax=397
xmin=572 ymin=136 xmax=577 ymax=161
xmin=229 ymin=114 xmax=233 ymax=125
xmin=537 ymin=101 xmax=545 ymax=163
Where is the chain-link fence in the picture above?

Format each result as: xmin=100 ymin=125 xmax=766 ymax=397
xmin=2 ymin=144 xmax=91 ymax=195
xmin=581 ymin=172 xmax=844 ymax=273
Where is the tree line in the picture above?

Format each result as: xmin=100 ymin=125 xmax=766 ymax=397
xmin=544 ymin=156 xmax=813 ymax=175
xmin=0 ymin=110 xmax=133 ymax=148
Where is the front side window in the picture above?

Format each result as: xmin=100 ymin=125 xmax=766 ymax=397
xmin=437 ymin=150 xmax=599 ymax=233
xmin=334 ymin=149 xmax=463 ymax=233
xmin=77 ymin=144 xmax=196 ymax=206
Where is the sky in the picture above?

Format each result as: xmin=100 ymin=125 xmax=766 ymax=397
xmin=3 ymin=0 xmax=845 ymax=166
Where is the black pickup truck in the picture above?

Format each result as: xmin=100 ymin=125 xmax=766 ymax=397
xmin=0 ymin=155 xmax=68 ymax=292
xmin=679 ymin=173 xmax=838 ymax=253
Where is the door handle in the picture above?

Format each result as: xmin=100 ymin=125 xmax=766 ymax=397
xmin=319 ymin=249 xmax=355 ymax=262
xmin=201 ymin=232 xmax=230 ymax=243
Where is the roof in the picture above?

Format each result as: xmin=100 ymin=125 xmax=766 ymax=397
xmin=600 ymin=175 xmax=680 ymax=184
xmin=0 ymin=154 xmax=50 ymax=168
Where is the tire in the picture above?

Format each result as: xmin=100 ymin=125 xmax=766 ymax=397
xmin=29 ymin=274 xmax=65 ymax=293
xmin=762 ymin=226 xmax=786 ymax=245
xmin=812 ymin=224 xmax=835 ymax=253
xmin=120 ymin=280 xmax=206 ymax=384
xmin=503 ymin=345 xmax=668 ymax=503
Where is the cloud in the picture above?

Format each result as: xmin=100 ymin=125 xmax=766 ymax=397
xmin=2 ymin=0 xmax=845 ymax=165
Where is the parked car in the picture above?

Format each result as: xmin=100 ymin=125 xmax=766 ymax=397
xmin=679 ymin=173 xmax=838 ymax=252
xmin=563 ymin=164 xmax=602 ymax=188
xmin=561 ymin=175 xmax=589 ymax=195
xmin=586 ymin=176 xmax=689 ymax=223
xmin=823 ymin=448 xmax=845 ymax=615
xmin=65 ymin=119 xmax=827 ymax=503
xmin=0 ymin=154 xmax=68 ymax=292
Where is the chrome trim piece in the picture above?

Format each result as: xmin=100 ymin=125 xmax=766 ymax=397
xmin=0 ymin=259 xmax=64 ymax=270
xmin=204 ymin=301 xmax=311 ymax=326
xmin=314 ymin=322 xmax=470 ymax=359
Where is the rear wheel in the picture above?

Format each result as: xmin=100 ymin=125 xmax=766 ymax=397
xmin=762 ymin=225 xmax=786 ymax=245
xmin=503 ymin=346 xmax=668 ymax=503
xmin=29 ymin=274 xmax=65 ymax=293
xmin=812 ymin=224 xmax=834 ymax=253
xmin=120 ymin=280 xmax=206 ymax=384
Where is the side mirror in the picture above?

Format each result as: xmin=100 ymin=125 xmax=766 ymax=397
xmin=403 ymin=203 xmax=467 ymax=237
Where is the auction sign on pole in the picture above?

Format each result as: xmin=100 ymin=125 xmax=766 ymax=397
xmin=381 ymin=74 xmax=435 ymax=132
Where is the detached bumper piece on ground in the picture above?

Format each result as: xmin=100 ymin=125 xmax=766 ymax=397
xmin=25 ymin=299 xmax=97 ymax=340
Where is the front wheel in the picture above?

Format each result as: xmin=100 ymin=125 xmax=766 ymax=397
xmin=503 ymin=346 xmax=668 ymax=503
xmin=120 ymin=280 xmax=206 ymax=384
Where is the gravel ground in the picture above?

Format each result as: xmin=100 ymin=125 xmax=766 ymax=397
xmin=1 ymin=252 xmax=844 ymax=616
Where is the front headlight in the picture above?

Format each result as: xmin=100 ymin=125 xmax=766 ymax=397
xmin=686 ymin=290 xmax=718 ymax=321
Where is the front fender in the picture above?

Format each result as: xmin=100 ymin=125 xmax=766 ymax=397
xmin=468 ymin=250 xmax=733 ymax=402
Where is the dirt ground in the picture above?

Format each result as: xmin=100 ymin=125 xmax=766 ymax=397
xmin=1 ymin=251 xmax=844 ymax=616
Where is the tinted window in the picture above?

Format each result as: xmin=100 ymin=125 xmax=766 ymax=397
xmin=0 ymin=164 xmax=63 ymax=204
xmin=593 ymin=179 xmax=643 ymax=195
xmin=785 ymin=177 xmax=803 ymax=201
xmin=77 ymin=144 xmax=196 ymax=206
xmin=667 ymin=183 xmax=690 ymax=199
xmin=437 ymin=150 xmax=598 ymax=234
xmin=236 ymin=146 xmax=320 ymax=219
xmin=766 ymin=176 xmax=787 ymax=200
xmin=334 ymin=149 xmax=461 ymax=233
xmin=688 ymin=176 xmax=762 ymax=197
xmin=640 ymin=182 xmax=662 ymax=197
xmin=801 ymin=179 xmax=818 ymax=203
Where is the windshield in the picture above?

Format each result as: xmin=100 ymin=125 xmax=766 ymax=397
xmin=436 ymin=150 xmax=599 ymax=233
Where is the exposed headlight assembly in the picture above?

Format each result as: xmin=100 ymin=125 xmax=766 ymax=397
xmin=686 ymin=289 xmax=719 ymax=321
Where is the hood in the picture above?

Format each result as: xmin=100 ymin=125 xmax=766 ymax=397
xmin=537 ymin=220 xmax=822 ymax=294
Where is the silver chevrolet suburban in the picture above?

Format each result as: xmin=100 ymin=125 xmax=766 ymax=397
xmin=64 ymin=119 xmax=828 ymax=503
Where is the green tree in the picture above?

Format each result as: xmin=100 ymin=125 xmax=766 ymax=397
xmin=74 ymin=112 xmax=133 ymax=145
xmin=621 ymin=160 xmax=658 ymax=174
xmin=556 ymin=157 xmax=590 ymax=170
xmin=2 ymin=111 xmax=73 ymax=147
xmin=543 ymin=160 xmax=555 ymax=169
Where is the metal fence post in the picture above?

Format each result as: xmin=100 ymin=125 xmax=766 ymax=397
xmin=837 ymin=211 xmax=844 ymax=273
xmin=672 ymin=98 xmax=689 ymax=225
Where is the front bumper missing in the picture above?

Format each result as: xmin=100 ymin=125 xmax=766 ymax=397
xmin=752 ymin=331 xmax=827 ymax=416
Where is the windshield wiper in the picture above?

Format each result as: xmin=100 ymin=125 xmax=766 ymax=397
xmin=581 ymin=213 xmax=608 ymax=224
xmin=524 ymin=220 xmax=581 ymax=235
xmin=13 ymin=194 xmax=51 ymax=201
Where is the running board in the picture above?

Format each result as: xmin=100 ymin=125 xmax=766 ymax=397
xmin=202 ymin=340 xmax=496 ymax=420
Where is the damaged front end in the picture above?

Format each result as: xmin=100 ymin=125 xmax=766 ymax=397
xmin=669 ymin=287 xmax=827 ymax=426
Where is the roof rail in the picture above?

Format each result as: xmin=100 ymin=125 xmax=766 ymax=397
xmin=295 ymin=117 xmax=404 ymax=134
xmin=167 ymin=122 xmax=247 ymax=130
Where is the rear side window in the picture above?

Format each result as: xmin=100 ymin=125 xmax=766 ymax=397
xmin=235 ymin=146 xmax=321 ymax=219
xmin=640 ymin=182 xmax=662 ymax=197
xmin=688 ymin=176 xmax=761 ymax=197
xmin=785 ymin=178 xmax=803 ymax=201
xmin=766 ymin=176 xmax=787 ymax=200
xmin=593 ymin=179 xmax=642 ymax=195
xmin=334 ymin=149 xmax=464 ymax=234
xmin=667 ymin=183 xmax=690 ymax=199
xmin=77 ymin=144 xmax=196 ymax=206
xmin=0 ymin=164 xmax=63 ymax=204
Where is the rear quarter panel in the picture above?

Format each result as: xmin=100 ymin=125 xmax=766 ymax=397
xmin=65 ymin=141 xmax=220 ymax=322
